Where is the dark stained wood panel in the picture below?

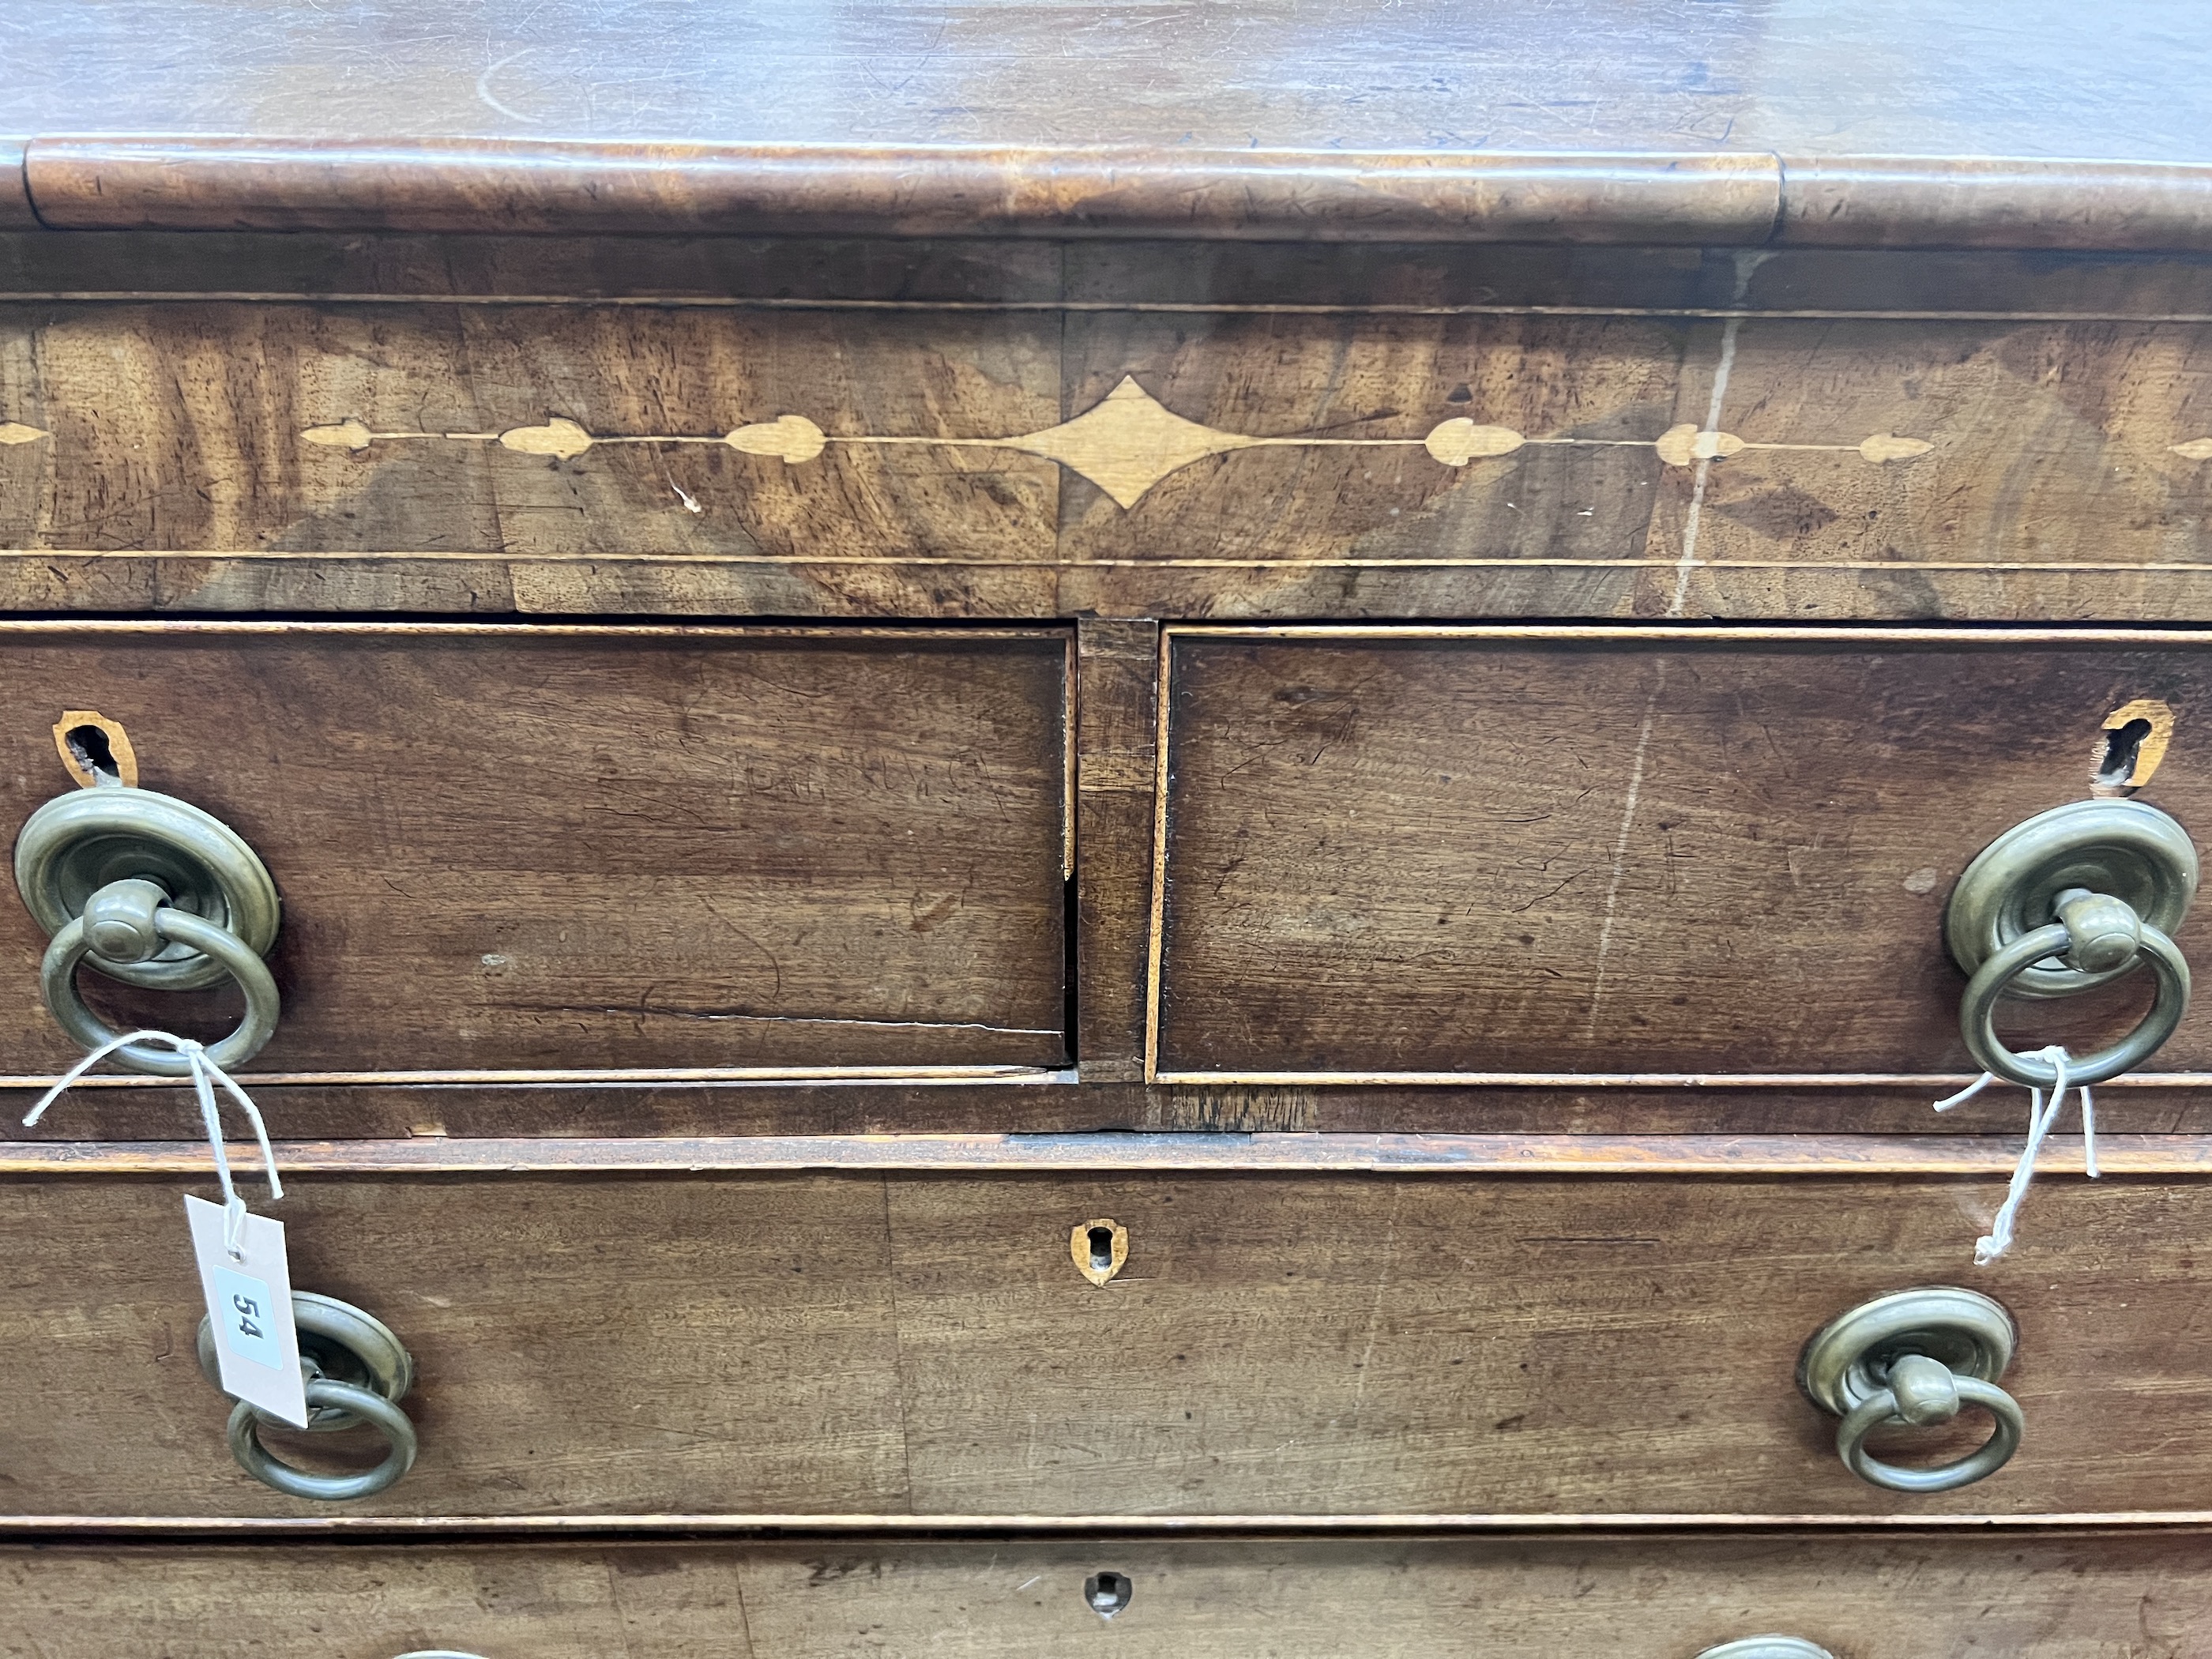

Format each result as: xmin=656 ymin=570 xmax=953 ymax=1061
xmin=1154 ymin=629 xmax=2212 ymax=1081
xmin=0 ymin=625 xmax=1070 ymax=1074
xmin=6 ymin=1534 xmax=2212 ymax=1656
xmin=3 ymin=298 xmax=2210 ymax=607
xmin=0 ymin=303 xmax=1061 ymax=562
xmin=0 ymin=1175 xmax=910 ymax=1517
xmin=4 ymin=1168 xmax=2210 ymax=1518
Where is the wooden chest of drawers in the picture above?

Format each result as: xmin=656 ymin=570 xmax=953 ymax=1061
xmin=7 ymin=4 xmax=2212 ymax=1655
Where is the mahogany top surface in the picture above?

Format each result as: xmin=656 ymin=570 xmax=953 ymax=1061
xmin=1 ymin=0 xmax=2204 ymax=162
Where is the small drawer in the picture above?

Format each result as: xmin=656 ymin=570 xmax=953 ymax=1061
xmin=0 ymin=623 xmax=1070 ymax=1079
xmin=1152 ymin=625 xmax=2212 ymax=1085
xmin=6 ymin=1533 xmax=2209 ymax=1655
xmin=3 ymin=1152 xmax=2206 ymax=1519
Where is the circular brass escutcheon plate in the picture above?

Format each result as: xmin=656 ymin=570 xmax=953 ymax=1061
xmin=14 ymin=788 xmax=280 ymax=991
xmin=1945 ymin=798 xmax=2196 ymax=1000
xmin=1796 ymin=1285 xmax=2017 ymax=1418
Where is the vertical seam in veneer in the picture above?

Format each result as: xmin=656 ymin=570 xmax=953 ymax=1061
xmin=1763 ymin=150 xmax=1790 ymax=245
xmin=1143 ymin=626 xmax=1176 ymax=1083
xmin=879 ymin=1175 xmax=919 ymax=1517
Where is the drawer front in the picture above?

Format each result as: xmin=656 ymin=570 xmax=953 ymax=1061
xmin=5 ymin=1164 xmax=2207 ymax=1518
xmin=4 ymin=1535 xmax=2208 ymax=1656
xmin=8 ymin=276 xmax=2212 ymax=626
xmin=1153 ymin=626 xmax=2212 ymax=1082
xmin=0 ymin=624 xmax=1070 ymax=1076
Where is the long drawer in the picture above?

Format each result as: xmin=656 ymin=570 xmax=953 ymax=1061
xmin=5 ymin=1533 xmax=2208 ymax=1656
xmin=1153 ymin=626 xmax=2212 ymax=1085
xmin=6 ymin=1152 xmax=2208 ymax=1518
xmin=0 ymin=623 xmax=1070 ymax=1078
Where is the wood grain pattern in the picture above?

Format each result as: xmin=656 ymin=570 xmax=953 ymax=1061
xmin=16 ymin=1071 xmax=2212 ymax=1142
xmin=22 ymin=139 xmax=1785 ymax=244
xmin=1779 ymin=155 xmax=2212 ymax=250
xmin=0 ymin=624 xmax=1070 ymax=1074
xmin=3 ymin=291 xmax=2210 ymax=618
xmin=0 ymin=145 xmax=30 ymax=233
xmin=1154 ymin=628 xmax=2212 ymax=1081
xmin=5 ymin=1168 xmax=2212 ymax=1518
xmin=0 ymin=302 xmax=1061 ymax=562
xmin=1074 ymin=619 xmax=1157 ymax=1085
xmin=2 ymin=0 xmax=2208 ymax=177
xmin=6 ymin=1533 xmax=2212 ymax=1656
xmin=17 ymin=1130 xmax=2212 ymax=1176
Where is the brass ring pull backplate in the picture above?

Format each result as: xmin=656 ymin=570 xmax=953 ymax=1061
xmin=1798 ymin=1286 xmax=2024 ymax=1494
xmin=14 ymin=785 xmax=282 ymax=1074
xmin=196 ymin=1291 xmax=417 ymax=1502
xmin=1945 ymin=799 xmax=2197 ymax=1086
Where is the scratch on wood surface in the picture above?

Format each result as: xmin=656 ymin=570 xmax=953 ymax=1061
xmin=1341 ymin=1187 xmax=1401 ymax=1446
xmin=529 ymin=1007 xmax=1060 ymax=1037
xmin=1585 ymin=662 xmax=1667 ymax=1040
xmin=1667 ymin=323 xmax=1745 ymax=615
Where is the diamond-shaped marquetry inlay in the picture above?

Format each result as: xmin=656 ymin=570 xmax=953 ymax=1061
xmin=302 ymin=374 xmax=1945 ymax=510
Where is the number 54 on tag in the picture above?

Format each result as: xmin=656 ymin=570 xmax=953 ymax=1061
xmin=184 ymin=1194 xmax=308 ymax=1428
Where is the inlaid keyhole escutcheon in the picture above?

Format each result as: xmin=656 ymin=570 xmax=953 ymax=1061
xmin=1072 ymin=1218 xmax=1128 ymax=1286
xmin=1084 ymin=1571 xmax=1133 ymax=1618
xmin=53 ymin=711 xmax=137 ymax=790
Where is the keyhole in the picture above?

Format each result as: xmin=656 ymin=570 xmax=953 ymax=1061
xmin=1083 ymin=1571 xmax=1132 ymax=1619
xmin=67 ymin=724 xmax=125 ymax=787
xmin=2097 ymin=717 xmax=2154 ymax=788
xmin=1071 ymin=1217 xmax=1127 ymax=1286
xmin=52 ymin=711 xmax=137 ymax=789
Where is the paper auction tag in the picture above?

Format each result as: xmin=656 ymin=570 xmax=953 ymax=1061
xmin=186 ymin=1194 xmax=308 ymax=1429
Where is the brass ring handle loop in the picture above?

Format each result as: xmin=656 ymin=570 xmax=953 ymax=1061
xmin=14 ymin=786 xmax=280 ymax=991
xmin=40 ymin=905 xmax=281 ymax=1074
xmin=1835 ymin=1373 xmax=2024 ymax=1494
xmin=1800 ymin=1287 xmax=2021 ymax=1495
xmin=1960 ymin=918 xmax=2190 ymax=1088
xmin=225 ymin=1378 xmax=417 ymax=1503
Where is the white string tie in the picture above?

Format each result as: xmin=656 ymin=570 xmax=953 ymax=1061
xmin=24 ymin=1030 xmax=283 ymax=1258
xmin=1932 ymin=1044 xmax=2095 ymax=1265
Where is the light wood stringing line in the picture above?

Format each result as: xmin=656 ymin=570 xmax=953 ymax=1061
xmin=8 ymin=1131 xmax=2212 ymax=1176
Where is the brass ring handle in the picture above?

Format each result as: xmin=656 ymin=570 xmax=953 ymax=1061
xmin=39 ymin=879 xmax=281 ymax=1073
xmin=1834 ymin=1356 xmax=2025 ymax=1493
xmin=1960 ymin=912 xmax=2190 ymax=1088
xmin=1800 ymin=1286 xmax=2022 ymax=1495
xmin=199 ymin=1291 xmax=416 ymax=1501
xmin=226 ymin=1377 xmax=418 ymax=1503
